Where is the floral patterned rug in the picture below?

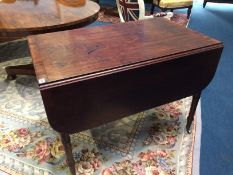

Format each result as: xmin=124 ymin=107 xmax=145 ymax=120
xmin=0 ymin=57 xmax=196 ymax=175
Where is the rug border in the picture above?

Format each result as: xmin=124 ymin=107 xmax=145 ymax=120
xmin=192 ymin=100 xmax=201 ymax=175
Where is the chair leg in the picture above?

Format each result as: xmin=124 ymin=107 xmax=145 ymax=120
xmin=186 ymin=92 xmax=201 ymax=134
xmin=151 ymin=4 xmax=155 ymax=14
xmin=187 ymin=6 xmax=192 ymax=19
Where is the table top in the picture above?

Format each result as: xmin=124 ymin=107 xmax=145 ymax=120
xmin=0 ymin=0 xmax=100 ymax=32
xmin=28 ymin=18 xmax=222 ymax=87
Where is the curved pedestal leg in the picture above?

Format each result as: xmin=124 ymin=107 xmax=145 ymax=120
xmin=186 ymin=92 xmax=201 ymax=134
xmin=60 ymin=133 xmax=76 ymax=175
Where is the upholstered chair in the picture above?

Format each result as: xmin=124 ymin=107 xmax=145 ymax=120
xmin=150 ymin=0 xmax=193 ymax=19
xmin=116 ymin=0 xmax=153 ymax=22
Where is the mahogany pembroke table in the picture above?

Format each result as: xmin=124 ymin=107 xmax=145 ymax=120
xmin=28 ymin=18 xmax=223 ymax=175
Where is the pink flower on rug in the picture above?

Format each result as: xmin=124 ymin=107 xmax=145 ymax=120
xmin=101 ymin=166 xmax=116 ymax=175
xmin=147 ymin=166 xmax=167 ymax=175
xmin=158 ymin=150 xmax=167 ymax=157
xmin=139 ymin=150 xmax=157 ymax=161
xmin=17 ymin=128 xmax=29 ymax=137
xmin=152 ymin=169 xmax=160 ymax=175
xmin=101 ymin=168 xmax=114 ymax=175
xmin=7 ymin=143 xmax=20 ymax=152
xmin=166 ymin=136 xmax=176 ymax=147
xmin=132 ymin=162 xmax=145 ymax=175
xmin=91 ymin=158 xmax=101 ymax=170
xmin=151 ymin=167 xmax=160 ymax=175
xmin=161 ymin=104 xmax=181 ymax=118
xmin=34 ymin=140 xmax=51 ymax=163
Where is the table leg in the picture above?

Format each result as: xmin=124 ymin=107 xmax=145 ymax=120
xmin=5 ymin=63 xmax=35 ymax=80
xmin=186 ymin=92 xmax=201 ymax=134
xmin=60 ymin=133 xmax=76 ymax=175
xmin=203 ymin=0 xmax=207 ymax=8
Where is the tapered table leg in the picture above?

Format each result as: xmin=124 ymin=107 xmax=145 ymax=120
xmin=203 ymin=0 xmax=207 ymax=8
xmin=60 ymin=133 xmax=76 ymax=175
xmin=186 ymin=92 xmax=201 ymax=134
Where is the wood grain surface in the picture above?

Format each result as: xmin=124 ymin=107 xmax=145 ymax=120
xmin=29 ymin=18 xmax=222 ymax=86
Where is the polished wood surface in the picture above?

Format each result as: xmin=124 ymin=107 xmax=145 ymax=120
xmin=29 ymin=18 xmax=223 ymax=175
xmin=29 ymin=18 xmax=223 ymax=133
xmin=0 ymin=0 xmax=100 ymax=41
xmin=29 ymin=18 xmax=222 ymax=85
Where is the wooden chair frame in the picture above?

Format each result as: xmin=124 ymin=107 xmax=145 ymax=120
xmin=116 ymin=0 xmax=153 ymax=22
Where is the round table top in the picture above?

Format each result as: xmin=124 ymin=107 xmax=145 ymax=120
xmin=0 ymin=0 xmax=100 ymax=33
